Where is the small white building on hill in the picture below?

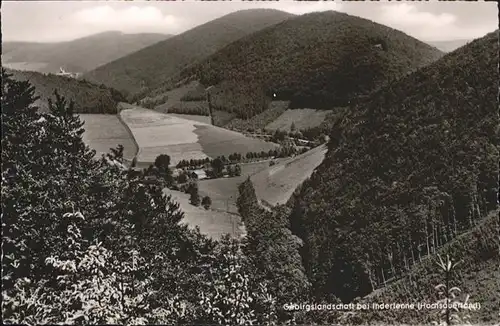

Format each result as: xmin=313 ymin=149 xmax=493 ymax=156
xmin=191 ymin=169 xmax=207 ymax=180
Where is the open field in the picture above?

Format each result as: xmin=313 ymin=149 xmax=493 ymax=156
xmin=167 ymin=113 xmax=211 ymax=124
xmin=119 ymin=105 xmax=278 ymax=166
xmin=265 ymin=108 xmax=330 ymax=132
xmin=224 ymin=101 xmax=289 ymax=131
xmin=80 ymin=114 xmax=137 ymax=160
xmin=163 ymin=188 xmax=245 ymax=239
xmin=198 ymin=159 xmax=281 ymax=214
xmin=152 ymin=81 xmax=203 ymax=112
xmin=251 ymin=144 xmax=327 ymax=206
xmin=199 ymin=143 xmax=326 ymax=215
xmin=148 ymin=82 xmax=233 ymax=127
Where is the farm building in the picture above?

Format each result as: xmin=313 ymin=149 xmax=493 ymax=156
xmin=172 ymin=169 xmax=182 ymax=178
xmin=296 ymin=139 xmax=312 ymax=145
xmin=191 ymin=169 xmax=208 ymax=180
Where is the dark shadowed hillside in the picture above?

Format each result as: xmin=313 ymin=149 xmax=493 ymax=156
xmin=6 ymin=69 xmax=126 ymax=114
xmin=286 ymin=30 xmax=498 ymax=303
xmin=83 ymin=9 xmax=294 ymax=97
xmin=176 ymin=11 xmax=443 ymax=118
xmin=2 ymin=32 xmax=171 ymax=73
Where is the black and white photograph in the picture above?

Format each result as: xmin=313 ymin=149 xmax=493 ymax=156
xmin=1 ymin=0 xmax=498 ymax=324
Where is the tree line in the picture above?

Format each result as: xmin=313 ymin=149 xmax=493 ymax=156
xmin=1 ymin=69 xmax=301 ymax=324
xmin=168 ymin=106 xmax=209 ymax=116
xmin=138 ymin=94 xmax=169 ymax=110
xmin=175 ymin=147 xmax=309 ymax=173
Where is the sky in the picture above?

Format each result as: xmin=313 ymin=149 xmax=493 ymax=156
xmin=2 ymin=1 xmax=498 ymax=43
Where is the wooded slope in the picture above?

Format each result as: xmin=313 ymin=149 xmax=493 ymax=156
xmin=286 ymin=30 xmax=498 ymax=302
xmin=177 ymin=11 xmax=443 ymax=118
xmin=7 ymin=69 xmax=126 ymax=114
xmin=83 ymin=9 xmax=294 ymax=97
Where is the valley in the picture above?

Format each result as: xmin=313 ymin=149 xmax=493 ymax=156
xmin=118 ymin=104 xmax=279 ymax=167
xmin=3 ymin=3 xmax=498 ymax=325
xmin=251 ymin=143 xmax=327 ymax=206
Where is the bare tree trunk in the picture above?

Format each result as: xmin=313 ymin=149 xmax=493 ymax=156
xmin=431 ymin=221 xmax=436 ymax=254
xmin=417 ymin=243 xmax=422 ymax=262
xmin=396 ymin=241 xmax=404 ymax=274
xmin=388 ymin=251 xmax=395 ymax=278
xmin=403 ymin=246 xmax=409 ymax=272
xmin=426 ymin=221 xmax=431 ymax=256
xmin=375 ymin=268 xmax=381 ymax=287
xmin=410 ymin=242 xmax=415 ymax=267
xmin=436 ymin=223 xmax=440 ymax=249
xmin=475 ymin=200 xmax=481 ymax=220
xmin=367 ymin=266 xmax=376 ymax=291
xmin=452 ymin=204 xmax=457 ymax=235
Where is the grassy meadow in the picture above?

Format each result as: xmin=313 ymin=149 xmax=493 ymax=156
xmin=163 ymin=188 xmax=246 ymax=239
xmin=251 ymin=144 xmax=327 ymax=206
xmin=80 ymin=114 xmax=137 ymax=160
xmin=198 ymin=159 xmax=280 ymax=214
xmin=152 ymin=81 xmax=204 ymax=112
xmin=119 ymin=105 xmax=278 ymax=166
xmin=264 ymin=108 xmax=330 ymax=132
xmin=167 ymin=113 xmax=211 ymax=124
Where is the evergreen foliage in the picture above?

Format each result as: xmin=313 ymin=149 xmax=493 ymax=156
xmin=236 ymin=179 xmax=313 ymax=322
xmin=286 ymin=31 xmax=499 ymax=302
xmin=344 ymin=212 xmax=498 ymax=325
xmin=168 ymin=106 xmax=209 ymax=116
xmin=84 ymin=9 xmax=293 ymax=97
xmin=188 ymin=181 xmax=201 ymax=206
xmin=178 ymin=11 xmax=443 ymax=118
xmin=1 ymin=69 xmax=294 ymax=324
xmin=5 ymin=69 xmax=126 ymax=114
xmin=201 ymin=196 xmax=212 ymax=210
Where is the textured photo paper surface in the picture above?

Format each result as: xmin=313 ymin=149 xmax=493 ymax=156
xmin=2 ymin=1 xmax=498 ymax=324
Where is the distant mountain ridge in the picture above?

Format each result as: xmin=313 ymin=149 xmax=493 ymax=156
xmin=427 ymin=39 xmax=472 ymax=52
xmin=172 ymin=11 xmax=443 ymax=119
xmin=83 ymin=9 xmax=295 ymax=97
xmin=2 ymin=31 xmax=171 ymax=74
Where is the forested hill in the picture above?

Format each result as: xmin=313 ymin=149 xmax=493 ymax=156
xmin=286 ymin=30 xmax=498 ymax=303
xmin=174 ymin=11 xmax=443 ymax=118
xmin=83 ymin=9 xmax=294 ymax=98
xmin=6 ymin=69 xmax=127 ymax=114
xmin=2 ymin=32 xmax=171 ymax=73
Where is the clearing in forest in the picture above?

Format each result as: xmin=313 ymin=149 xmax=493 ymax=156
xmin=119 ymin=105 xmax=278 ymax=166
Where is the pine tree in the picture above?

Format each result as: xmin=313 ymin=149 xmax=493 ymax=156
xmin=189 ymin=182 xmax=200 ymax=206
